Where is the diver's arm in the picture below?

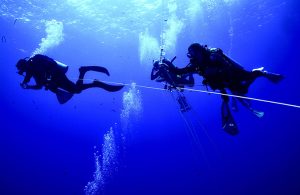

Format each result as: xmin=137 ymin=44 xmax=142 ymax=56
xmin=24 ymin=84 xmax=43 ymax=89
xmin=151 ymin=69 xmax=166 ymax=82
xmin=151 ymin=67 xmax=160 ymax=80
xmin=22 ymin=84 xmax=43 ymax=89
xmin=161 ymin=58 xmax=174 ymax=68
xmin=20 ymin=82 xmax=43 ymax=89
xmin=20 ymin=72 xmax=33 ymax=89
xmin=161 ymin=58 xmax=195 ymax=75
xmin=22 ymin=72 xmax=32 ymax=84
xmin=169 ymin=64 xmax=197 ymax=75
xmin=21 ymin=73 xmax=43 ymax=89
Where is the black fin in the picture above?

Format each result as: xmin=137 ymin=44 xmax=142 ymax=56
xmin=56 ymin=89 xmax=73 ymax=104
xmin=222 ymin=101 xmax=239 ymax=135
xmin=80 ymin=66 xmax=110 ymax=76
xmin=177 ymin=95 xmax=191 ymax=112
xmin=93 ymin=80 xmax=124 ymax=92
xmin=264 ymin=72 xmax=284 ymax=83
xmin=222 ymin=115 xmax=239 ymax=136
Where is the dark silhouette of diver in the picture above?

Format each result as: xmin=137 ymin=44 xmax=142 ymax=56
xmin=1 ymin=35 xmax=6 ymax=43
xmin=168 ymin=43 xmax=284 ymax=135
xmin=16 ymin=54 xmax=124 ymax=104
xmin=151 ymin=58 xmax=194 ymax=112
xmin=151 ymin=59 xmax=194 ymax=89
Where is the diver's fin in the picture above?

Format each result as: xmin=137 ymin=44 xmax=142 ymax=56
xmin=253 ymin=67 xmax=284 ymax=83
xmin=236 ymin=97 xmax=264 ymax=118
xmin=222 ymin=114 xmax=239 ymax=136
xmin=93 ymin=80 xmax=124 ymax=92
xmin=231 ymin=98 xmax=238 ymax=112
xmin=252 ymin=109 xmax=264 ymax=118
xmin=56 ymin=88 xmax=73 ymax=104
xmin=80 ymin=66 xmax=110 ymax=76
xmin=177 ymin=94 xmax=191 ymax=112
xmin=264 ymin=72 xmax=284 ymax=83
xmin=222 ymin=101 xmax=239 ymax=135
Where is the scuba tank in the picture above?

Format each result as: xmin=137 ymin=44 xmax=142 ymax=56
xmin=54 ymin=60 xmax=69 ymax=73
xmin=209 ymin=48 xmax=244 ymax=71
xmin=30 ymin=54 xmax=69 ymax=73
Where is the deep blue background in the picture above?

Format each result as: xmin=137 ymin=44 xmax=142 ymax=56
xmin=1 ymin=0 xmax=300 ymax=194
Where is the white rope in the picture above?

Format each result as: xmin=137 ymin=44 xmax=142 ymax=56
xmin=75 ymin=78 xmax=300 ymax=109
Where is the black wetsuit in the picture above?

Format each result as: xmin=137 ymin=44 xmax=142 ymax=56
xmin=168 ymin=47 xmax=284 ymax=135
xmin=20 ymin=54 xmax=124 ymax=102
xmin=170 ymin=49 xmax=263 ymax=95
xmin=151 ymin=60 xmax=194 ymax=88
xmin=22 ymin=54 xmax=61 ymax=89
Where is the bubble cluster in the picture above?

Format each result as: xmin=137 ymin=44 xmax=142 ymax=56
xmin=84 ymin=151 xmax=102 ymax=195
xmin=102 ymin=127 xmax=118 ymax=177
xmin=121 ymin=83 xmax=143 ymax=122
xmin=85 ymin=127 xmax=118 ymax=195
xmin=31 ymin=19 xmax=64 ymax=56
xmin=138 ymin=0 xmax=184 ymax=64
xmin=163 ymin=0 xmax=184 ymax=54
xmin=139 ymin=29 xmax=160 ymax=66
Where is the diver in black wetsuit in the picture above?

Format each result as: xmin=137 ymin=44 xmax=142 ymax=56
xmin=1 ymin=35 xmax=6 ymax=43
xmin=151 ymin=58 xmax=194 ymax=112
xmin=16 ymin=54 xmax=124 ymax=104
xmin=151 ymin=59 xmax=194 ymax=90
xmin=168 ymin=43 xmax=284 ymax=135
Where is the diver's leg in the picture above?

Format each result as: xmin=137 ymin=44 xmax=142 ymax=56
xmin=221 ymin=89 xmax=230 ymax=122
xmin=48 ymin=75 xmax=76 ymax=104
xmin=221 ymin=100 xmax=239 ymax=135
xmin=220 ymin=88 xmax=229 ymax=103
xmin=80 ymin=66 xmax=110 ymax=76
xmin=76 ymin=68 xmax=86 ymax=86
xmin=231 ymin=90 xmax=264 ymax=118
xmin=220 ymin=89 xmax=239 ymax=135
xmin=236 ymin=95 xmax=264 ymax=118
xmin=221 ymin=89 xmax=230 ymax=123
xmin=221 ymin=99 xmax=239 ymax=135
xmin=176 ymin=92 xmax=191 ymax=112
xmin=76 ymin=66 xmax=110 ymax=86
xmin=79 ymin=80 xmax=124 ymax=92
xmin=231 ymin=97 xmax=238 ymax=112
xmin=251 ymin=67 xmax=284 ymax=83
xmin=54 ymin=74 xmax=80 ymax=94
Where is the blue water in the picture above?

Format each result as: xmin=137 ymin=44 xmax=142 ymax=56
xmin=1 ymin=0 xmax=300 ymax=194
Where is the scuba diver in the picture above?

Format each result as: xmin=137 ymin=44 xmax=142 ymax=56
xmin=168 ymin=43 xmax=284 ymax=135
xmin=151 ymin=58 xmax=194 ymax=112
xmin=16 ymin=54 xmax=124 ymax=104
xmin=151 ymin=59 xmax=194 ymax=90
